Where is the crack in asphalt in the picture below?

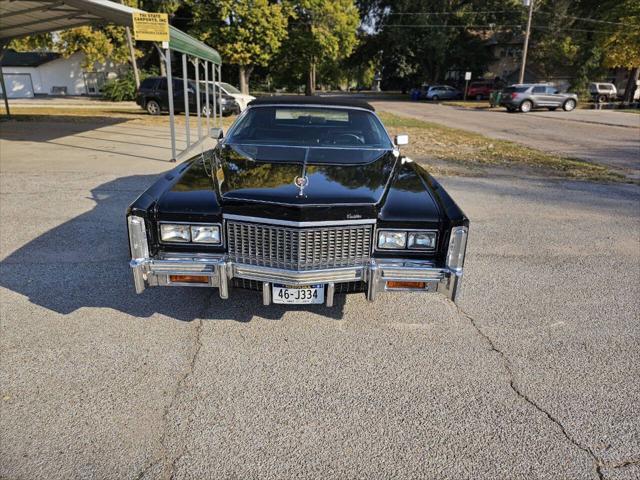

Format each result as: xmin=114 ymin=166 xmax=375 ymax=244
xmin=456 ymin=305 xmax=607 ymax=480
xmin=134 ymin=291 xmax=212 ymax=480
xmin=457 ymin=305 xmax=640 ymax=480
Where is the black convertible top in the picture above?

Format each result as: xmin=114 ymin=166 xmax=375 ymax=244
xmin=248 ymin=95 xmax=375 ymax=111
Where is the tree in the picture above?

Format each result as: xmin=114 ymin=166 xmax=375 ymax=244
xmin=599 ymin=0 xmax=640 ymax=103
xmin=188 ymin=0 xmax=289 ymax=94
xmin=281 ymin=0 xmax=360 ymax=95
xmin=363 ymin=0 xmax=522 ymax=90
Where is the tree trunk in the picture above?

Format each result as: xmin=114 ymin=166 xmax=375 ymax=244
xmin=623 ymin=67 xmax=639 ymax=104
xmin=312 ymin=62 xmax=317 ymax=91
xmin=239 ymin=65 xmax=253 ymax=94
xmin=305 ymin=60 xmax=315 ymax=96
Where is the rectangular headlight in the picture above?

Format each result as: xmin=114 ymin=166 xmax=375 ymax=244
xmin=446 ymin=226 xmax=468 ymax=272
xmin=190 ymin=225 xmax=221 ymax=244
xmin=160 ymin=224 xmax=190 ymax=243
xmin=408 ymin=231 xmax=437 ymax=250
xmin=377 ymin=231 xmax=407 ymax=249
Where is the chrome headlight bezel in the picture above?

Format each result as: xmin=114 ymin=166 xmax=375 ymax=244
xmin=159 ymin=222 xmax=222 ymax=245
xmin=376 ymin=229 xmax=438 ymax=251
xmin=446 ymin=226 xmax=468 ymax=273
xmin=128 ymin=215 xmax=150 ymax=259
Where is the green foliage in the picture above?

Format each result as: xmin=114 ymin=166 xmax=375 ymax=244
xmin=102 ymin=69 xmax=156 ymax=102
xmin=188 ymin=0 xmax=289 ymax=91
xmin=272 ymin=0 xmax=360 ymax=91
xmin=600 ymin=1 xmax=640 ymax=69
xmin=362 ymin=0 xmax=522 ymax=88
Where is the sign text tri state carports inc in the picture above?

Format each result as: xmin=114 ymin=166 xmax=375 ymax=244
xmin=132 ymin=12 xmax=169 ymax=42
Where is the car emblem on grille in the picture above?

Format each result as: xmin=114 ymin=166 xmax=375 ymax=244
xmin=294 ymin=175 xmax=308 ymax=197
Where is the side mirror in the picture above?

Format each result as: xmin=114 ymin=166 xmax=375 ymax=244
xmin=395 ymin=134 xmax=409 ymax=146
xmin=210 ymin=127 xmax=224 ymax=140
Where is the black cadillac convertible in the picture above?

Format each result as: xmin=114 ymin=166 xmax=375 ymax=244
xmin=127 ymin=96 xmax=469 ymax=306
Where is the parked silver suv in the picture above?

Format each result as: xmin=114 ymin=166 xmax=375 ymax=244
xmin=499 ymin=84 xmax=578 ymax=113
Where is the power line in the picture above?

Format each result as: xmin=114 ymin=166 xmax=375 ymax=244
xmin=383 ymin=10 xmax=634 ymax=27
xmin=381 ymin=24 xmax=620 ymax=35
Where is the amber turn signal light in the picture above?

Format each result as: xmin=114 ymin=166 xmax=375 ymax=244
xmin=386 ymin=281 xmax=427 ymax=289
xmin=169 ymin=275 xmax=209 ymax=284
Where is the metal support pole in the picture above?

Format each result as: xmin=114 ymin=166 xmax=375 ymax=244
xmin=165 ymin=48 xmax=176 ymax=162
xmin=182 ymin=54 xmax=190 ymax=148
xmin=194 ymin=59 xmax=202 ymax=141
xmin=217 ymin=65 xmax=222 ymax=127
xmin=211 ymin=63 xmax=218 ymax=128
xmin=204 ymin=60 xmax=210 ymax=133
xmin=125 ymin=27 xmax=140 ymax=88
xmin=0 ymin=44 xmax=10 ymax=117
xmin=519 ymin=0 xmax=534 ymax=84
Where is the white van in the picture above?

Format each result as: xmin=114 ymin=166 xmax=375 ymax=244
xmin=215 ymin=82 xmax=255 ymax=111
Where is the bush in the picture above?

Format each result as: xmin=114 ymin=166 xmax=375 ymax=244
xmin=102 ymin=69 xmax=156 ymax=102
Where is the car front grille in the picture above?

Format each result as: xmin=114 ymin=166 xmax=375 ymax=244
xmin=226 ymin=220 xmax=373 ymax=271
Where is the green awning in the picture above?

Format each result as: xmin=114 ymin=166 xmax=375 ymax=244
xmin=169 ymin=26 xmax=221 ymax=65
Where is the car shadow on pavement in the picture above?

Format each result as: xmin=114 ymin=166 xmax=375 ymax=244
xmin=0 ymin=174 xmax=348 ymax=322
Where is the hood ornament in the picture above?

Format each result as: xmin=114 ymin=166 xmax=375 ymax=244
xmin=294 ymin=175 xmax=308 ymax=197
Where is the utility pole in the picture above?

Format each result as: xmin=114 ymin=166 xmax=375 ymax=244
xmin=519 ymin=0 xmax=534 ymax=84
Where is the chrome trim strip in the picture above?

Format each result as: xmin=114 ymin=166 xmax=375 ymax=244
xmin=223 ymin=214 xmax=376 ymax=227
xmin=232 ymin=264 xmax=365 ymax=285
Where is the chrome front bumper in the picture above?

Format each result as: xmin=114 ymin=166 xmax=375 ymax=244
xmin=129 ymin=253 xmax=463 ymax=305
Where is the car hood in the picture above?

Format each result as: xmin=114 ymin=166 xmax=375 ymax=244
xmin=216 ymin=144 xmax=396 ymax=206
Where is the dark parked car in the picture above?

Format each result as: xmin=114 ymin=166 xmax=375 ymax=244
xmin=499 ymin=84 xmax=578 ymax=112
xmin=135 ymin=76 xmax=240 ymax=116
xmin=425 ymin=85 xmax=462 ymax=101
xmin=467 ymin=81 xmax=494 ymax=100
xmin=127 ymin=96 xmax=469 ymax=306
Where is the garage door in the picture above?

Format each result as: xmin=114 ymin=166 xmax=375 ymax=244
xmin=0 ymin=73 xmax=35 ymax=98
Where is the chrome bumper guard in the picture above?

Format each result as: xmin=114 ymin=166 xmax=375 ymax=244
xmin=130 ymin=253 xmax=463 ymax=304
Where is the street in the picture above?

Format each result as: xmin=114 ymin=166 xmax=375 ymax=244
xmin=1 ymin=116 xmax=639 ymax=479
xmin=373 ymin=101 xmax=640 ymax=179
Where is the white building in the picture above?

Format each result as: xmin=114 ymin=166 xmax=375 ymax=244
xmin=0 ymin=49 xmax=123 ymax=98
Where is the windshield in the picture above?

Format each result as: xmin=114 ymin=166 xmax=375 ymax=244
xmin=225 ymin=106 xmax=393 ymax=149
xmin=503 ymin=86 xmax=529 ymax=93
xmin=218 ymin=82 xmax=242 ymax=94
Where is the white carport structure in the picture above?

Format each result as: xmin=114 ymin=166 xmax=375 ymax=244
xmin=0 ymin=0 xmax=223 ymax=162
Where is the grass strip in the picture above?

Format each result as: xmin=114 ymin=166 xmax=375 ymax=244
xmin=379 ymin=112 xmax=626 ymax=183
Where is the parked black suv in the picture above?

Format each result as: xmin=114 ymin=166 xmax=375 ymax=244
xmin=135 ymin=76 xmax=240 ymax=116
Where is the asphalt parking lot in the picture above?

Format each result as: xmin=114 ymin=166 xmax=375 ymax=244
xmin=1 ymin=114 xmax=639 ymax=479
xmin=373 ymin=101 xmax=640 ymax=180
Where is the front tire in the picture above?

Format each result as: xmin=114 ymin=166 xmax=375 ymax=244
xmin=597 ymin=94 xmax=607 ymax=103
xmin=146 ymin=100 xmax=161 ymax=115
xmin=519 ymin=100 xmax=532 ymax=113
xmin=563 ymin=99 xmax=576 ymax=111
xmin=432 ymin=95 xmax=439 ymax=101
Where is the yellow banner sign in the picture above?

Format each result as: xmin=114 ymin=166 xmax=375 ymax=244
xmin=132 ymin=12 xmax=169 ymax=42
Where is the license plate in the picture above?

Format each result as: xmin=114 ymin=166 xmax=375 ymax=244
xmin=272 ymin=284 xmax=324 ymax=304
